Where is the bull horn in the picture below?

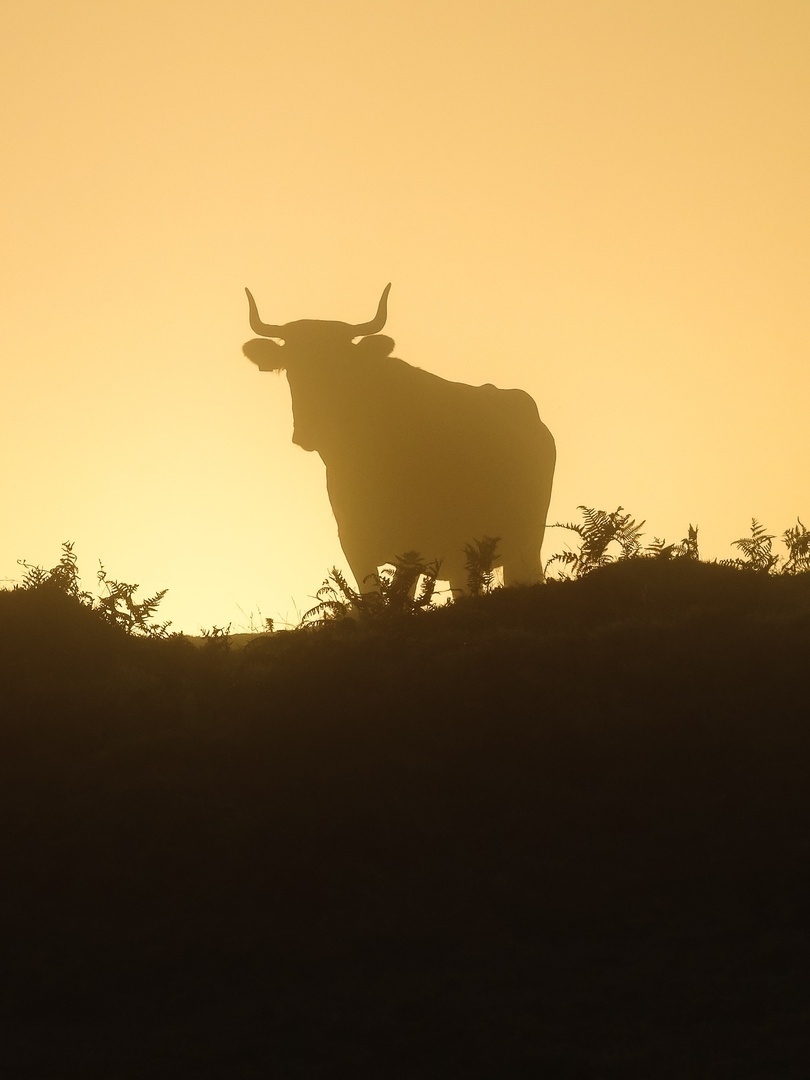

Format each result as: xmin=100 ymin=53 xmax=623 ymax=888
xmin=349 ymin=283 xmax=391 ymax=336
xmin=245 ymin=288 xmax=285 ymax=338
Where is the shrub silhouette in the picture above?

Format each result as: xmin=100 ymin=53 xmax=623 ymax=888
xmin=645 ymin=523 xmax=700 ymax=562
xmin=16 ymin=541 xmax=170 ymax=637
xmin=546 ymin=507 xmax=810 ymax=581
xmin=545 ymin=505 xmax=646 ymax=579
xmin=298 ymin=510 xmax=805 ymax=625
xmin=463 ymin=535 xmax=502 ymax=596
xmin=782 ymin=517 xmax=810 ymax=574
xmin=301 ymin=551 xmax=442 ymax=625
xmin=727 ymin=518 xmax=780 ymax=573
xmin=17 ymin=539 xmax=94 ymax=603
xmin=726 ymin=516 xmax=810 ymax=575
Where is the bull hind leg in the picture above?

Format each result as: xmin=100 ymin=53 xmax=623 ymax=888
xmin=499 ymin=537 xmax=545 ymax=587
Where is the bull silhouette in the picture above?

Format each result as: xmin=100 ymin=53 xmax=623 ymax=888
xmin=242 ymin=285 xmax=555 ymax=594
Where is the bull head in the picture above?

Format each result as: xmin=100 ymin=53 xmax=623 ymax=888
xmin=242 ymin=284 xmax=395 ymax=452
xmin=242 ymin=284 xmax=393 ymax=372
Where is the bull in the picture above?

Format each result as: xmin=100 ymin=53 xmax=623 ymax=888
xmin=242 ymin=284 xmax=555 ymax=594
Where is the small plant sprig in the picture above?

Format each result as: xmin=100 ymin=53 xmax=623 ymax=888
xmin=200 ymin=623 xmax=232 ymax=650
xmin=17 ymin=541 xmax=170 ymax=638
xmin=236 ymin=605 xmax=274 ymax=634
xmin=645 ymin=524 xmax=700 ymax=562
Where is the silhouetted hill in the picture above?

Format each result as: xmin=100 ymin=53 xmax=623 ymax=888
xmin=2 ymin=561 xmax=809 ymax=1077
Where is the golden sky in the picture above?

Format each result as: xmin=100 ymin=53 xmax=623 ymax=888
xmin=2 ymin=1 xmax=808 ymax=632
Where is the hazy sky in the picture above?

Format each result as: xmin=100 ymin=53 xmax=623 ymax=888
xmin=2 ymin=1 xmax=808 ymax=632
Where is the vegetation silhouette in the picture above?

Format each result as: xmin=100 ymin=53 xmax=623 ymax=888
xmin=17 ymin=540 xmax=171 ymax=637
xmin=726 ymin=516 xmax=810 ymax=575
xmin=242 ymin=285 xmax=555 ymax=595
xmin=547 ymin=505 xmax=702 ymax=578
xmin=300 ymin=538 xmax=502 ymax=625
xmin=2 ymin=519 xmax=810 ymax=1076
xmin=301 ymin=552 xmax=442 ymax=626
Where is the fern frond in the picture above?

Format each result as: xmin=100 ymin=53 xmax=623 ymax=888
xmin=782 ymin=518 xmax=810 ymax=574
xmin=731 ymin=519 xmax=779 ymax=573
xmin=464 ymin=536 xmax=501 ymax=596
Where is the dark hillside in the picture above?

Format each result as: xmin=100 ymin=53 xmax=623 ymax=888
xmin=2 ymin=561 xmax=809 ymax=1077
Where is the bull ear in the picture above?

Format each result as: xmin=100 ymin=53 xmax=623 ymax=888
xmin=353 ymin=335 xmax=395 ymax=360
xmin=243 ymin=338 xmax=285 ymax=372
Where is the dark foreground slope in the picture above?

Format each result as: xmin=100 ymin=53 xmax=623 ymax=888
xmin=2 ymin=561 xmax=809 ymax=1078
